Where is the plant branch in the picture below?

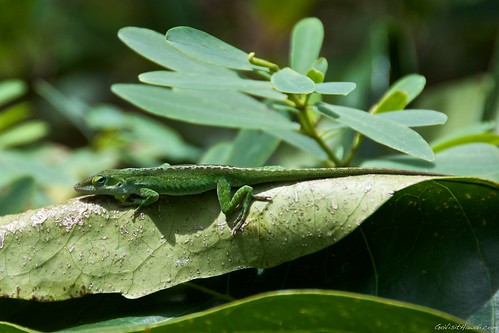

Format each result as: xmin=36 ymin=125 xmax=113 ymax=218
xmin=293 ymin=100 xmax=341 ymax=166
xmin=342 ymin=132 xmax=363 ymax=166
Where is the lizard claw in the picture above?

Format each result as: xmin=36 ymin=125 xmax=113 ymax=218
xmin=230 ymin=211 xmax=248 ymax=235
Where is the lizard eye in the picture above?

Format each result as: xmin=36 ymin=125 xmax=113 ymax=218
xmin=92 ymin=176 xmax=106 ymax=186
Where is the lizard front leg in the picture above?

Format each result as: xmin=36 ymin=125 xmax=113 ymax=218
xmin=135 ymin=188 xmax=160 ymax=217
xmin=117 ymin=188 xmax=160 ymax=216
xmin=216 ymin=178 xmax=271 ymax=234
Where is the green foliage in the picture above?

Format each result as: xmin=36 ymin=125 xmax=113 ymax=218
xmin=1 ymin=15 xmax=498 ymax=332
xmin=0 ymin=291 xmax=481 ymax=332
xmin=1 ymin=174 xmax=452 ymax=300
xmin=290 ymin=17 xmax=324 ymax=75
xmin=1 ymin=175 xmax=496 ymax=331
xmin=111 ymin=18 xmax=498 ymax=178
xmin=0 ymin=80 xmax=201 ymax=213
xmin=35 ymin=81 xmax=200 ymax=165
xmin=112 ymin=84 xmax=296 ymax=130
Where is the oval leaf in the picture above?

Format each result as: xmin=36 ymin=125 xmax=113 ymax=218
xmin=375 ymin=110 xmax=448 ymax=127
xmin=139 ymin=71 xmax=270 ymax=89
xmin=118 ymin=27 xmax=235 ymax=76
xmin=112 ymin=84 xmax=298 ymax=131
xmin=384 ymin=74 xmax=426 ymax=106
xmin=362 ymin=143 xmax=499 ymax=181
xmin=139 ymin=71 xmax=286 ymax=100
xmin=290 ymin=17 xmax=324 ymax=74
xmin=318 ymin=103 xmax=435 ymax=161
xmin=271 ymin=67 xmax=316 ymax=94
xmin=166 ymin=27 xmax=262 ymax=71
xmin=315 ymin=82 xmax=356 ymax=95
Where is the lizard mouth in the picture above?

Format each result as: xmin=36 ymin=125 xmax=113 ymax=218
xmin=73 ymin=183 xmax=95 ymax=193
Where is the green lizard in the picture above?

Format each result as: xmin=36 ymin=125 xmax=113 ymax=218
xmin=74 ymin=164 xmax=437 ymax=233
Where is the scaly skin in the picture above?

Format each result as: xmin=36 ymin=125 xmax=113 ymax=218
xmin=74 ymin=163 xmax=440 ymax=233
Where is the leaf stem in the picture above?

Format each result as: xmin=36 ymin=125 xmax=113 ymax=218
xmin=248 ymin=52 xmax=280 ymax=73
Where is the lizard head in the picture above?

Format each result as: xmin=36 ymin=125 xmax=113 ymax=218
xmin=74 ymin=170 xmax=128 ymax=196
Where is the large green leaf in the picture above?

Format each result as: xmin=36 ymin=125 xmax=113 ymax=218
xmin=118 ymin=27 xmax=235 ymax=76
xmin=259 ymin=178 xmax=498 ymax=319
xmin=0 ymin=291 xmax=478 ymax=332
xmin=165 ymin=27 xmax=263 ymax=71
xmin=153 ymin=291 xmax=480 ymax=333
xmin=0 ymin=174 xmax=446 ymax=300
xmin=112 ymin=84 xmax=298 ymax=131
xmin=318 ymin=103 xmax=435 ymax=161
xmin=290 ymin=17 xmax=324 ymax=74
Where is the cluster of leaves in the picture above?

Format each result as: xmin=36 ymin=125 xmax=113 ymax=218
xmin=113 ymin=18 xmax=498 ymax=179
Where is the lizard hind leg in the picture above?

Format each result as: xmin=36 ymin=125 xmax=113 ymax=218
xmin=216 ymin=179 xmax=271 ymax=234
